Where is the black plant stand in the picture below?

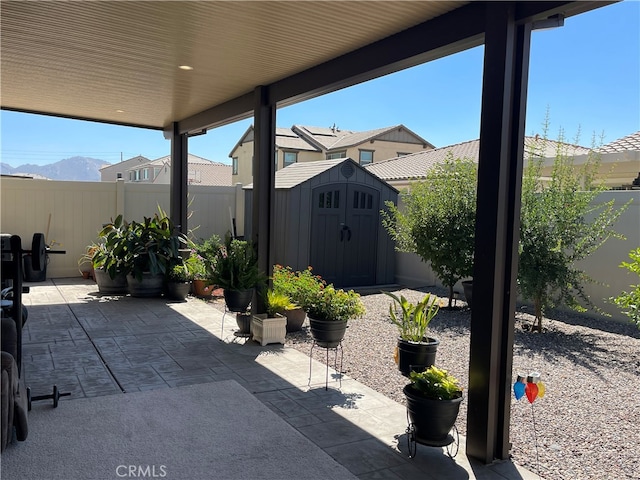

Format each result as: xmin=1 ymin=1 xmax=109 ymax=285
xmin=308 ymin=340 xmax=343 ymax=390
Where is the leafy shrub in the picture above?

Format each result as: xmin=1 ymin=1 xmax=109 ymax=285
xmin=306 ymin=284 xmax=365 ymax=322
xmin=272 ymin=265 xmax=325 ymax=311
xmin=611 ymin=247 xmax=640 ymax=329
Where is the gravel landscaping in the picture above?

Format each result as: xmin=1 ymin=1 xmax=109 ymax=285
xmin=287 ymin=287 xmax=640 ymax=480
xmin=211 ymin=286 xmax=640 ymax=479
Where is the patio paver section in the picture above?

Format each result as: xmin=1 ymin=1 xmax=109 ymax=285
xmin=19 ymin=278 xmax=540 ymax=480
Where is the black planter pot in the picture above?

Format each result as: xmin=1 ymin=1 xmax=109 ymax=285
xmin=462 ymin=280 xmax=473 ymax=308
xmin=397 ymin=337 xmax=439 ymax=377
xmin=166 ymin=281 xmax=191 ymax=301
xmin=223 ymin=289 xmax=253 ymax=312
xmin=235 ymin=312 xmax=252 ymax=334
xmin=284 ymin=308 xmax=306 ymax=333
xmin=94 ymin=268 xmax=128 ymax=295
xmin=126 ymin=273 xmax=164 ymax=297
xmin=308 ymin=317 xmax=347 ymax=348
xmin=403 ymin=384 xmax=463 ymax=445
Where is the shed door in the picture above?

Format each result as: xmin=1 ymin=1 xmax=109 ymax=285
xmin=310 ymin=184 xmax=379 ymax=287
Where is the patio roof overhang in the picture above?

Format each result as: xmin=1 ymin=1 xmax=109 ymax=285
xmin=0 ymin=0 xmax=616 ymax=466
xmin=1 ymin=1 xmax=606 ymax=134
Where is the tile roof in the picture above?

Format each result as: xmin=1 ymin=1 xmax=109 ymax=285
xmin=597 ymin=131 xmax=640 ymax=153
xmin=365 ymin=136 xmax=592 ymax=181
xmin=245 ymin=158 xmax=351 ymax=190
xmin=100 ymin=155 xmax=151 ymax=171
xmin=292 ymin=124 xmax=432 ymax=151
xmin=188 ymin=163 xmax=232 ymax=186
xmin=151 ymin=153 xmax=227 ymax=166
xmin=365 ymin=139 xmax=479 ymax=181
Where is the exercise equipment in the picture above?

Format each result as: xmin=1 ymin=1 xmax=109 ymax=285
xmin=27 ymin=385 xmax=71 ymax=410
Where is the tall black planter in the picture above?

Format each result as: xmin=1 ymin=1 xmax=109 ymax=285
xmin=308 ymin=317 xmax=347 ymax=348
xmin=404 ymin=384 xmax=463 ymax=445
xmin=223 ymin=289 xmax=253 ymax=312
xmin=397 ymin=337 xmax=439 ymax=377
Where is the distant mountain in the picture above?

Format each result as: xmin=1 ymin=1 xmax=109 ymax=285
xmin=0 ymin=156 xmax=110 ymax=181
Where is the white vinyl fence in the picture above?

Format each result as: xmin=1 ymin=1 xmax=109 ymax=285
xmin=0 ymin=177 xmax=243 ymax=278
xmin=1 ymin=177 xmax=637 ymax=322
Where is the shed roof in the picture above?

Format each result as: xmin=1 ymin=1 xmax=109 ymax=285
xmin=245 ymin=157 xmax=395 ymax=191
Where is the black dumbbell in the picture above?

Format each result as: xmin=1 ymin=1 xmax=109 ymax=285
xmin=27 ymin=385 xmax=71 ymax=410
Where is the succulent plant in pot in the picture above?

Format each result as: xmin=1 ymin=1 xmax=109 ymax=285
xmin=207 ymin=234 xmax=266 ymax=312
xmin=384 ymin=292 xmax=440 ymax=377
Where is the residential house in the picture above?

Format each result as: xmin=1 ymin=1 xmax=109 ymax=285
xmin=366 ymin=133 xmax=640 ymax=190
xmin=101 ymin=154 xmax=232 ymax=186
xmin=229 ymin=124 xmax=434 ymax=186
xmin=100 ymin=155 xmax=151 ymax=182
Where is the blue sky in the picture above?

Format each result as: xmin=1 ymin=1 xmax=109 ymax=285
xmin=1 ymin=1 xmax=638 ymax=167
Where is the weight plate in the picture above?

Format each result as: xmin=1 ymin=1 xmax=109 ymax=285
xmin=31 ymin=233 xmax=46 ymax=271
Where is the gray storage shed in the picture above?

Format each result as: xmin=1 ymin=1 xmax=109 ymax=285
xmin=244 ymin=158 xmax=398 ymax=287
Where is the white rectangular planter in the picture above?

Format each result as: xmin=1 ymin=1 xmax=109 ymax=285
xmin=252 ymin=313 xmax=287 ymax=346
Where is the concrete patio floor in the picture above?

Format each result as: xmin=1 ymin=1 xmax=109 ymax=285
xmin=12 ymin=278 xmax=541 ymax=480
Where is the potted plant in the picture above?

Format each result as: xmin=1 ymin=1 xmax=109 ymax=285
xmin=272 ymin=265 xmax=325 ymax=332
xmin=306 ymin=285 xmax=365 ymax=347
xmin=404 ymin=365 xmax=463 ymax=445
xmin=191 ymin=235 xmax=221 ymax=297
xmin=251 ymin=290 xmax=289 ymax=346
xmin=165 ymin=255 xmax=198 ymax=301
xmin=207 ymin=234 xmax=266 ymax=312
xmin=384 ymin=292 xmax=440 ymax=377
xmin=80 ymin=215 xmax=129 ymax=295
xmin=123 ymin=209 xmax=186 ymax=297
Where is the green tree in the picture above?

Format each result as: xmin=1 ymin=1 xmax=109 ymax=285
xmin=611 ymin=248 xmax=640 ymax=329
xmin=518 ymin=128 xmax=630 ymax=332
xmin=381 ymin=154 xmax=477 ymax=307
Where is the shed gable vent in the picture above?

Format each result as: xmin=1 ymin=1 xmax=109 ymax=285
xmin=341 ymin=163 xmax=355 ymax=178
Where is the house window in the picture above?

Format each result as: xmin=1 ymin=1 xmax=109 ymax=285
xmin=154 ymin=167 xmax=160 ymax=178
xmin=326 ymin=151 xmax=346 ymax=160
xmin=134 ymin=170 xmax=140 ymax=181
xmin=397 ymin=152 xmax=410 ymax=157
xmin=232 ymin=157 xmax=238 ymax=175
xmin=129 ymin=171 xmax=134 ymax=181
xmin=143 ymin=168 xmax=149 ymax=180
xmin=283 ymin=151 xmax=297 ymax=168
xmin=359 ymin=150 xmax=374 ymax=166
